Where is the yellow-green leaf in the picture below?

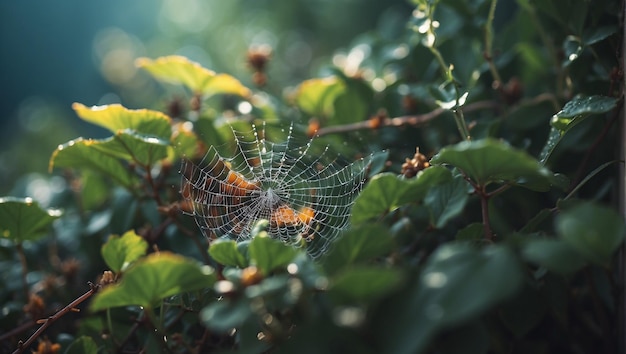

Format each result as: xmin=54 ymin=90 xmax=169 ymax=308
xmin=294 ymin=76 xmax=345 ymax=118
xmin=91 ymin=252 xmax=216 ymax=311
xmin=101 ymin=230 xmax=148 ymax=273
xmin=136 ymin=55 xmax=252 ymax=98
xmin=73 ymin=103 xmax=172 ymax=140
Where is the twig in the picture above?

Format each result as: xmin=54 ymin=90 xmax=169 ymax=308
xmin=483 ymin=0 xmax=502 ymax=88
xmin=12 ymin=283 xmax=100 ymax=354
xmin=315 ymin=100 xmax=498 ymax=137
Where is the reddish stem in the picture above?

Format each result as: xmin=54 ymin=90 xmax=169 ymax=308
xmin=12 ymin=283 xmax=100 ymax=354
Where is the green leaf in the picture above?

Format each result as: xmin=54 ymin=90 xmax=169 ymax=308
xmin=522 ymin=238 xmax=586 ymax=274
xmin=90 ymin=130 xmax=170 ymax=166
xmin=50 ymin=138 xmax=139 ymax=189
xmin=101 ymin=230 xmax=148 ymax=273
xmin=556 ymin=202 xmax=625 ymax=265
xmin=73 ymin=102 xmax=172 ymax=140
xmin=294 ymin=76 xmax=345 ymax=119
xmin=200 ymin=298 xmax=253 ymax=332
xmin=378 ymin=243 xmax=523 ymax=354
xmin=562 ymin=35 xmax=583 ymax=67
xmin=583 ymin=25 xmax=618 ymax=45
xmin=90 ymin=252 xmax=216 ymax=311
xmin=455 ymin=223 xmax=484 ymax=241
xmin=64 ymin=336 xmax=98 ymax=354
xmin=0 ymin=197 xmax=62 ymax=243
xmin=332 ymin=76 xmax=372 ymax=124
xmin=329 ymin=267 xmax=404 ymax=304
xmin=136 ymin=55 xmax=252 ymax=98
xmin=322 ymin=223 xmax=393 ymax=274
xmin=540 ymin=95 xmax=618 ymax=163
xmin=249 ymin=236 xmax=299 ymax=275
xmin=350 ymin=174 xmax=406 ymax=224
xmin=169 ymin=122 xmax=201 ymax=160
xmin=79 ymin=171 xmax=109 ymax=210
xmin=430 ymin=138 xmax=553 ymax=190
xmin=351 ymin=167 xmax=452 ymax=224
xmin=209 ymin=239 xmax=247 ymax=268
xmin=397 ymin=166 xmax=453 ymax=205
xmin=424 ymin=176 xmax=470 ymax=228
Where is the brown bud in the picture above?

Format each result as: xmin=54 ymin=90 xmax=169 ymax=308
xmin=98 ymin=270 xmax=116 ymax=287
xmin=307 ymin=118 xmax=320 ymax=137
xmin=247 ymin=45 xmax=272 ymax=73
xmin=400 ymin=147 xmax=430 ymax=178
xmin=33 ymin=338 xmax=61 ymax=354
xmin=241 ymin=266 xmax=263 ymax=286
xmin=23 ymin=293 xmax=46 ymax=320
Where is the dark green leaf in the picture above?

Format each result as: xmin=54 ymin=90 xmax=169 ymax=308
xmin=50 ymin=138 xmax=139 ymax=189
xmin=322 ymin=223 xmax=393 ymax=274
xmin=249 ymin=236 xmax=299 ymax=275
xmin=64 ymin=336 xmax=98 ymax=354
xmin=0 ymin=197 xmax=61 ymax=243
xmin=397 ymin=166 xmax=453 ymax=205
xmin=583 ymin=25 xmax=618 ymax=45
xmin=209 ymin=239 xmax=248 ymax=268
xmin=73 ymin=102 xmax=172 ymax=140
xmin=424 ymin=176 xmax=470 ymax=228
xmin=499 ymin=284 xmax=547 ymax=338
xmin=455 ymin=223 xmax=484 ymax=241
xmin=90 ymin=252 xmax=216 ymax=311
xmin=329 ymin=267 xmax=404 ymax=304
xmin=378 ymin=243 xmax=523 ymax=354
xmin=350 ymin=174 xmax=406 ymax=224
xmin=541 ymin=95 xmax=618 ymax=163
xmin=562 ymin=35 xmax=583 ymax=67
xmin=332 ymin=77 xmax=372 ymax=124
xmin=200 ymin=298 xmax=252 ymax=332
xmin=557 ymin=202 xmax=625 ymax=265
xmin=430 ymin=138 xmax=553 ymax=190
xmin=351 ymin=167 xmax=452 ymax=224
xmin=522 ymin=238 xmax=586 ymax=274
xmin=101 ymin=230 xmax=148 ymax=273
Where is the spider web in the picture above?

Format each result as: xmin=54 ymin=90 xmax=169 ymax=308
xmin=180 ymin=123 xmax=372 ymax=258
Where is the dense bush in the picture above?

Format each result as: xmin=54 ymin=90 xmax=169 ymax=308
xmin=1 ymin=0 xmax=624 ymax=353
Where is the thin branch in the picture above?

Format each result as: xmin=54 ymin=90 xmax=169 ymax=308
xmin=315 ymin=100 xmax=498 ymax=137
xmin=12 ymin=283 xmax=100 ymax=354
xmin=484 ymin=0 xmax=502 ymax=87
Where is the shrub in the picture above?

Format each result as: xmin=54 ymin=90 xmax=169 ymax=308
xmin=1 ymin=0 xmax=624 ymax=353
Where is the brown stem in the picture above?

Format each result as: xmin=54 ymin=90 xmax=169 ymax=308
xmin=15 ymin=242 xmax=29 ymax=299
xmin=480 ymin=188 xmax=494 ymax=241
xmin=314 ymin=100 xmax=499 ymax=137
xmin=12 ymin=283 xmax=100 ymax=354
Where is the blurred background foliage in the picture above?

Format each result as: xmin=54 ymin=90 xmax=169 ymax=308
xmin=0 ymin=0 xmax=410 ymax=197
